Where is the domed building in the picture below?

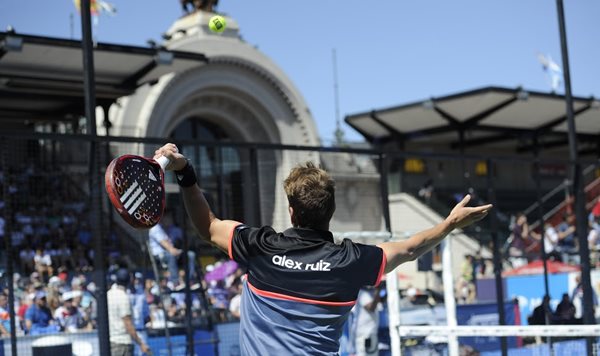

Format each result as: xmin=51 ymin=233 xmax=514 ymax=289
xmin=108 ymin=12 xmax=382 ymax=234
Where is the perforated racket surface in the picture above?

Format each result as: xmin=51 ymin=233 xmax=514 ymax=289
xmin=105 ymin=155 xmax=168 ymax=229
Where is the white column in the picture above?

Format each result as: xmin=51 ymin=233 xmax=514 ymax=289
xmin=386 ymin=266 xmax=402 ymax=356
xmin=442 ymin=234 xmax=459 ymax=356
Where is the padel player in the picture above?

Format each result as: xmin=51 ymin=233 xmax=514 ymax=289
xmin=154 ymin=143 xmax=492 ymax=355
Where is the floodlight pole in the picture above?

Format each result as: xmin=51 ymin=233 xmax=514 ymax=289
xmin=80 ymin=1 xmax=111 ymax=355
xmin=555 ymin=0 xmax=596 ymax=340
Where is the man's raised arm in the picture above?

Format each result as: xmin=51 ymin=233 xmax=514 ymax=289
xmin=378 ymin=195 xmax=492 ymax=274
xmin=154 ymin=143 xmax=240 ymax=254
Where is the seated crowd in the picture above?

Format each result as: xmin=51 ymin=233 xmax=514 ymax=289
xmin=508 ymin=201 xmax=600 ymax=268
xmin=0 ymin=259 xmax=245 ymax=337
xmin=0 ymin=166 xmax=245 ymax=338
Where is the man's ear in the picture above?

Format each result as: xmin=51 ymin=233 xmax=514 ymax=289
xmin=289 ymin=206 xmax=296 ymax=226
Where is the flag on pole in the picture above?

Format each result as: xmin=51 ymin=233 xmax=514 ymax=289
xmin=536 ymin=52 xmax=562 ymax=92
xmin=73 ymin=0 xmax=117 ymax=16
xmin=73 ymin=0 xmax=116 ymax=29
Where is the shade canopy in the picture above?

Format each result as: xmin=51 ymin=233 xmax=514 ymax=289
xmin=0 ymin=31 xmax=208 ymax=123
xmin=345 ymin=86 xmax=600 ymax=155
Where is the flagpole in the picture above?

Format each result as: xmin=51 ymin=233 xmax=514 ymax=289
xmin=555 ymin=0 xmax=596 ymax=347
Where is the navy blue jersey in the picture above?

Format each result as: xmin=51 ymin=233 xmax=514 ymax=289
xmin=228 ymin=224 xmax=386 ymax=355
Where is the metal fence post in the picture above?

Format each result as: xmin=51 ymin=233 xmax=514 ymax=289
xmin=2 ymin=139 xmax=17 ymax=355
xmin=486 ymin=159 xmax=508 ymax=356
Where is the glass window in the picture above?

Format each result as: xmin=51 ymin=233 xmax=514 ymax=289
xmin=170 ymin=118 xmax=244 ymax=222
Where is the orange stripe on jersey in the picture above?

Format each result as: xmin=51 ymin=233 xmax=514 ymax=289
xmin=374 ymin=250 xmax=387 ymax=287
xmin=228 ymin=224 xmax=241 ymax=260
xmin=247 ymin=281 xmax=356 ymax=307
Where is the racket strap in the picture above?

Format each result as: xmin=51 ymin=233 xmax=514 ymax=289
xmin=175 ymin=160 xmax=198 ymax=187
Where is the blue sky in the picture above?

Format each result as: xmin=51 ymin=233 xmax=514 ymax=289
xmin=2 ymin=1 xmax=599 ymax=144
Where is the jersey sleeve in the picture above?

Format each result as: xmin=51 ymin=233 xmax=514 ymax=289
xmin=352 ymin=243 xmax=387 ymax=287
xmin=228 ymin=224 xmax=276 ymax=268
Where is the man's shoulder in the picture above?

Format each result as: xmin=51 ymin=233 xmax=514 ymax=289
xmin=239 ymin=224 xmax=276 ymax=234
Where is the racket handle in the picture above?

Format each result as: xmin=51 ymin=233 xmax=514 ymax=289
xmin=156 ymin=155 xmax=170 ymax=170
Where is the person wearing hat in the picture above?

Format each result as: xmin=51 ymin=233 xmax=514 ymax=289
xmin=107 ymin=268 xmax=151 ymax=356
xmin=54 ymin=291 xmax=85 ymax=332
xmin=24 ymin=290 xmax=59 ymax=335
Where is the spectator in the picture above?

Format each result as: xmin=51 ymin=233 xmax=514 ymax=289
xmin=587 ymin=211 xmax=600 ymax=253
xmin=149 ymin=221 xmax=196 ymax=287
xmin=528 ymin=295 xmax=552 ymax=325
xmin=56 ymin=242 xmax=74 ymax=270
xmin=24 ymin=291 xmax=59 ymax=335
xmin=461 ymin=255 xmax=474 ymax=284
xmin=166 ymin=302 xmax=185 ymax=325
xmin=34 ymin=249 xmax=53 ymax=281
xmin=557 ymin=213 xmax=577 ymax=263
xmin=352 ymin=286 xmax=382 ymax=356
xmin=148 ymin=302 xmax=166 ymax=329
xmin=73 ymin=245 xmax=92 ymax=272
xmin=456 ymin=278 xmax=476 ymax=304
xmin=57 ymin=266 xmax=69 ymax=285
xmin=0 ymin=292 xmax=11 ymax=337
xmin=509 ymin=213 xmax=532 ymax=266
xmin=207 ymin=280 xmax=229 ymax=322
xmin=418 ymin=178 xmax=434 ymax=205
xmin=399 ymin=286 xmax=420 ymax=309
xmin=164 ymin=214 xmax=184 ymax=249
xmin=16 ymin=294 xmax=31 ymax=332
xmin=19 ymin=244 xmax=36 ymax=275
xmin=540 ymin=222 xmax=561 ymax=261
xmin=571 ymin=275 xmax=599 ymax=321
xmin=53 ymin=291 xmax=85 ymax=332
xmin=30 ymin=272 xmax=43 ymax=289
xmin=554 ymin=293 xmax=576 ymax=324
xmin=77 ymin=221 xmax=92 ymax=247
xmin=107 ymin=268 xmax=151 ymax=356
xmin=228 ymin=279 xmax=242 ymax=320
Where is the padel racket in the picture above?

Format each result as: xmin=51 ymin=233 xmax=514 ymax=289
xmin=105 ymin=155 xmax=169 ymax=229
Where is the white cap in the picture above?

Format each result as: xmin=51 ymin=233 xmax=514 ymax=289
xmin=407 ymin=287 xmax=418 ymax=297
xmin=49 ymin=276 xmax=61 ymax=285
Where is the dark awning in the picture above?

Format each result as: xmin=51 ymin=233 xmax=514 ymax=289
xmin=345 ymin=86 xmax=600 ymax=154
xmin=0 ymin=32 xmax=208 ymax=122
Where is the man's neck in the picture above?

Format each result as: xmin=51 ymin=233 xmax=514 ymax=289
xmin=294 ymin=224 xmax=329 ymax=231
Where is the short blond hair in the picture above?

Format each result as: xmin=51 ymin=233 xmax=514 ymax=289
xmin=283 ymin=162 xmax=335 ymax=229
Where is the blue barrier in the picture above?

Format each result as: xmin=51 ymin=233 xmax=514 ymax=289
xmin=456 ymin=301 xmax=517 ymax=352
xmin=146 ymin=328 xmax=221 ymax=356
xmin=216 ymin=323 xmax=241 ymax=356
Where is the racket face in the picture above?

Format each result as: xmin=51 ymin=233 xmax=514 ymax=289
xmin=105 ymin=155 xmax=165 ymax=229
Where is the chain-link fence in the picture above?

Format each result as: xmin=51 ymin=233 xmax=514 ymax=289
xmin=0 ymin=132 xmax=599 ymax=355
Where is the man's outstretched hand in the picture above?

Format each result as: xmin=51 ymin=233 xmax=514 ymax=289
xmin=154 ymin=143 xmax=187 ymax=171
xmin=445 ymin=194 xmax=493 ymax=230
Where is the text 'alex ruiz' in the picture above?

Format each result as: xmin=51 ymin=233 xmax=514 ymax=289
xmin=272 ymin=255 xmax=331 ymax=271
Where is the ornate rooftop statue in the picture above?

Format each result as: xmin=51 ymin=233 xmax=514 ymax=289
xmin=180 ymin=0 xmax=218 ymax=14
